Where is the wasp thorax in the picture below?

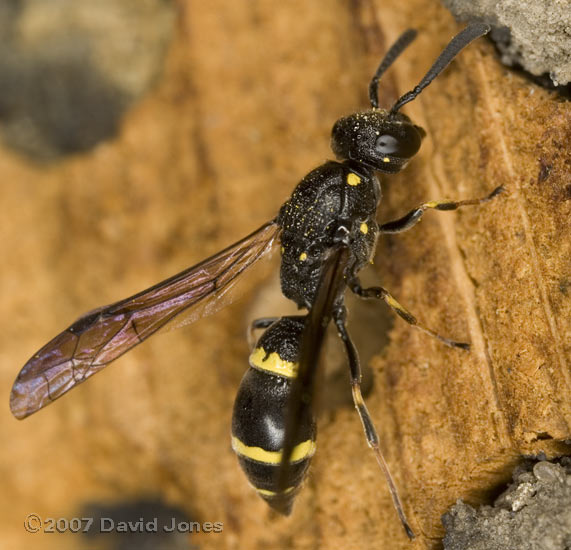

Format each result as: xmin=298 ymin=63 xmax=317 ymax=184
xmin=330 ymin=109 xmax=425 ymax=173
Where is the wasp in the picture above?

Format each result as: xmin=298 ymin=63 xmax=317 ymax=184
xmin=10 ymin=23 xmax=502 ymax=539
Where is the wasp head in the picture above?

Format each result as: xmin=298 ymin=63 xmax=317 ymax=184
xmin=330 ymin=23 xmax=490 ymax=174
xmin=330 ymin=110 xmax=425 ymax=173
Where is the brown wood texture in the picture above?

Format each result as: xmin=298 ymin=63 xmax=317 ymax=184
xmin=1 ymin=1 xmax=569 ymax=549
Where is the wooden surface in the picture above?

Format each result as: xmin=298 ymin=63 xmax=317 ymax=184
xmin=1 ymin=1 xmax=569 ymax=549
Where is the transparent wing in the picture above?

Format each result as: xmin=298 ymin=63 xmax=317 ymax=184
xmin=11 ymin=221 xmax=281 ymax=419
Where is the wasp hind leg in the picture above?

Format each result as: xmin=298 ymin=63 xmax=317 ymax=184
xmin=333 ymin=305 xmax=415 ymax=539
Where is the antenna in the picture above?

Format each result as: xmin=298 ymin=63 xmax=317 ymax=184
xmin=369 ymin=29 xmax=417 ymax=109
xmin=390 ymin=22 xmax=490 ymax=114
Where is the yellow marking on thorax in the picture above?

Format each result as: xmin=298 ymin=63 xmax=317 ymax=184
xmin=299 ymin=252 xmax=307 ymax=261
xmin=249 ymin=347 xmax=298 ymax=378
xmin=232 ymin=437 xmax=316 ymax=464
xmin=382 ymin=157 xmax=390 ymax=163
xmin=346 ymin=173 xmax=361 ymax=186
xmin=359 ymin=222 xmax=368 ymax=235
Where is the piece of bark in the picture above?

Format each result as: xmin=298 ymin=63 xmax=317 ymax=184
xmin=1 ymin=1 xmax=569 ymax=549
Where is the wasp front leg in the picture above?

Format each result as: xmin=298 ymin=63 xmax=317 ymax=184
xmin=379 ymin=186 xmax=504 ymax=234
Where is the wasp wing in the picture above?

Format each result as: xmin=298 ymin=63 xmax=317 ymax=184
xmin=11 ymin=221 xmax=281 ymax=420
xmin=277 ymin=245 xmax=350 ymax=490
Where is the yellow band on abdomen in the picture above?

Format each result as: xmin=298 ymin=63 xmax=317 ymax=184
xmin=249 ymin=347 xmax=299 ymax=378
xmin=232 ymin=436 xmax=316 ymax=464
xmin=256 ymin=486 xmax=295 ymax=497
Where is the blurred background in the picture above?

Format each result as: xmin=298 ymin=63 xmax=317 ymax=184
xmin=1 ymin=1 xmax=569 ymax=550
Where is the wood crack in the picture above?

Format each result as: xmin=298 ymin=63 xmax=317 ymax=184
xmin=475 ymin=61 xmax=570 ymax=392
xmin=429 ymin=150 xmax=512 ymax=449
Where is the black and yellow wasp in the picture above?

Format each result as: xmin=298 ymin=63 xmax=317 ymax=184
xmin=10 ymin=23 xmax=501 ymax=538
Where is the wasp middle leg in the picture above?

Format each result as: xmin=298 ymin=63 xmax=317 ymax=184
xmin=348 ymin=277 xmax=469 ymax=350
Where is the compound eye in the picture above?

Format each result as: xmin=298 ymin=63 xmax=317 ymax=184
xmin=375 ymin=134 xmax=400 ymax=155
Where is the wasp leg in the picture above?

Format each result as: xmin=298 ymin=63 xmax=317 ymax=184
xmin=379 ymin=186 xmax=504 ymax=234
xmin=333 ymin=305 xmax=415 ymax=540
xmin=348 ymin=278 xmax=469 ymax=350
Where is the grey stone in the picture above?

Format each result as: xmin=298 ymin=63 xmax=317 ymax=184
xmin=443 ymin=458 xmax=571 ymax=550
xmin=442 ymin=0 xmax=571 ymax=86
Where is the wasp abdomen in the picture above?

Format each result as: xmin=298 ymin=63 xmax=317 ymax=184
xmin=231 ymin=317 xmax=315 ymax=515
